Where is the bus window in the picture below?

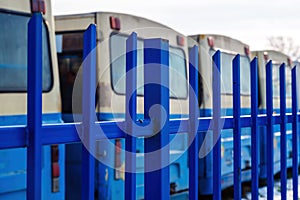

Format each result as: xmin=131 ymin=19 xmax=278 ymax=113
xmin=169 ymin=47 xmax=188 ymax=98
xmin=0 ymin=12 xmax=52 ymax=92
xmin=56 ymin=32 xmax=83 ymax=114
xmin=209 ymin=50 xmax=251 ymax=95
xmin=110 ymin=33 xmax=188 ymax=99
xmin=58 ymin=55 xmax=82 ymax=114
xmin=272 ymin=64 xmax=292 ymax=98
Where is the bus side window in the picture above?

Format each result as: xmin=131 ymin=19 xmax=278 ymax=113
xmin=198 ymin=75 xmax=203 ymax=107
xmin=56 ymin=33 xmax=84 ymax=119
xmin=58 ymin=55 xmax=82 ymax=114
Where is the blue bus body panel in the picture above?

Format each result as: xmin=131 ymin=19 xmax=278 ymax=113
xmin=198 ymin=108 xmax=252 ymax=195
xmin=259 ymin=108 xmax=300 ymax=180
xmin=0 ymin=113 xmax=65 ymax=200
xmin=63 ymin=112 xmax=189 ymax=200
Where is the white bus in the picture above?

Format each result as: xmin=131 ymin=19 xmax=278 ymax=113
xmin=55 ymin=12 xmax=190 ymax=200
xmin=189 ymin=34 xmax=252 ymax=195
xmin=0 ymin=0 xmax=64 ymax=199
xmin=251 ymin=50 xmax=297 ymax=180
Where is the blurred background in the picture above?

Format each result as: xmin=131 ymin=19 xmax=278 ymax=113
xmin=52 ymin=0 xmax=300 ymax=60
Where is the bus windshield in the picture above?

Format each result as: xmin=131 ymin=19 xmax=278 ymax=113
xmin=0 ymin=12 xmax=52 ymax=92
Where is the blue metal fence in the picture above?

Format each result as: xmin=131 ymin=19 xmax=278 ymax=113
xmin=250 ymin=58 xmax=259 ymax=200
xmin=125 ymin=32 xmax=138 ymax=200
xmin=280 ymin=63 xmax=287 ymax=200
xmin=27 ymin=12 xmax=43 ymax=200
xmin=81 ymin=23 xmax=97 ymax=200
xmin=233 ymin=55 xmax=242 ymax=200
xmin=0 ymin=13 xmax=300 ymax=200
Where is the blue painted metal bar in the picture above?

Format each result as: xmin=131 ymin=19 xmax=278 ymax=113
xmin=144 ymin=39 xmax=170 ymax=200
xmin=26 ymin=13 xmax=43 ymax=200
xmin=266 ymin=61 xmax=274 ymax=200
xmin=233 ymin=55 xmax=241 ymax=200
xmin=280 ymin=63 xmax=287 ymax=200
xmin=42 ymin=123 xmax=80 ymax=144
xmin=250 ymin=58 xmax=259 ymax=200
xmin=2 ymin=113 xmax=300 ymax=149
xmin=0 ymin=126 xmax=27 ymax=149
xmin=125 ymin=32 xmax=138 ymax=200
xmin=188 ymin=46 xmax=199 ymax=200
xmin=46 ymin=114 xmax=295 ymax=138
xmin=291 ymin=66 xmax=298 ymax=200
xmin=81 ymin=24 xmax=97 ymax=200
xmin=212 ymin=50 xmax=221 ymax=200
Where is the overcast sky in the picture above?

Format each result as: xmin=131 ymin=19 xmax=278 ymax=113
xmin=52 ymin=0 xmax=300 ymax=51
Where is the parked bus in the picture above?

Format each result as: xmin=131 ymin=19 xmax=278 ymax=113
xmin=55 ymin=12 xmax=190 ymax=200
xmin=188 ymin=34 xmax=252 ymax=195
xmin=251 ymin=50 xmax=300 ymax=180
xmin=0 ymin=0 xmax=65 ymax=199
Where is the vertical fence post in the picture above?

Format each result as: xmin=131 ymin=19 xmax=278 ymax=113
xmin=233 ymin=55 xmax=241 ymax=200
xmin=125 ymin=32 xmax=137 ymax=200
xmin=266 ymin=61 xmax=274 ymax=200
xmin=144 ymin=39 xmax=170 ymax=200
xmin=189 ymin=46 xmax=199 ymax=200
xmin=292 ymin=67 xmax=298 ymax=200
xmin=27 ymin=13 xmax=43 ymax=200
xmin=280 ymin=63 xmax=287 ymax=200
xmin=213 ymin=50 xmax=221 ymax=200
xmin=250 ymin=58 xmax=259 ymax=200
xmin=82 ymin=24 xmax=97 ymax=200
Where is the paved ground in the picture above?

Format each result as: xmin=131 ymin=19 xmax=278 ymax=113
xmin=243 ymin=176 xmax=300 ymax=200
xmin=220 ymin=175 xmax=300 ymax=200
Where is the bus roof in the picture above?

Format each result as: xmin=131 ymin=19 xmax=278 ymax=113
xmin=252 ymin=50 xmax=291 ymax=65
xmin=190 ymin=34 xmax=249 ymax=55
xmin=55 ymin=11 xmax=177 ymax=33
xmin=1 ymin=0 xmax=30 ymax=14
xmin=1 ymin=0 xmax=53 ymax=21
xmin=252 ymin=50 xmax=289 ymax=59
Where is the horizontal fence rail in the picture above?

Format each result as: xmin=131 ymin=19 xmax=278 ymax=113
xmin=2 ymin=115 xmax=299 ymax=149
xmin=0 ymin=13 xmax=300 ymax=200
